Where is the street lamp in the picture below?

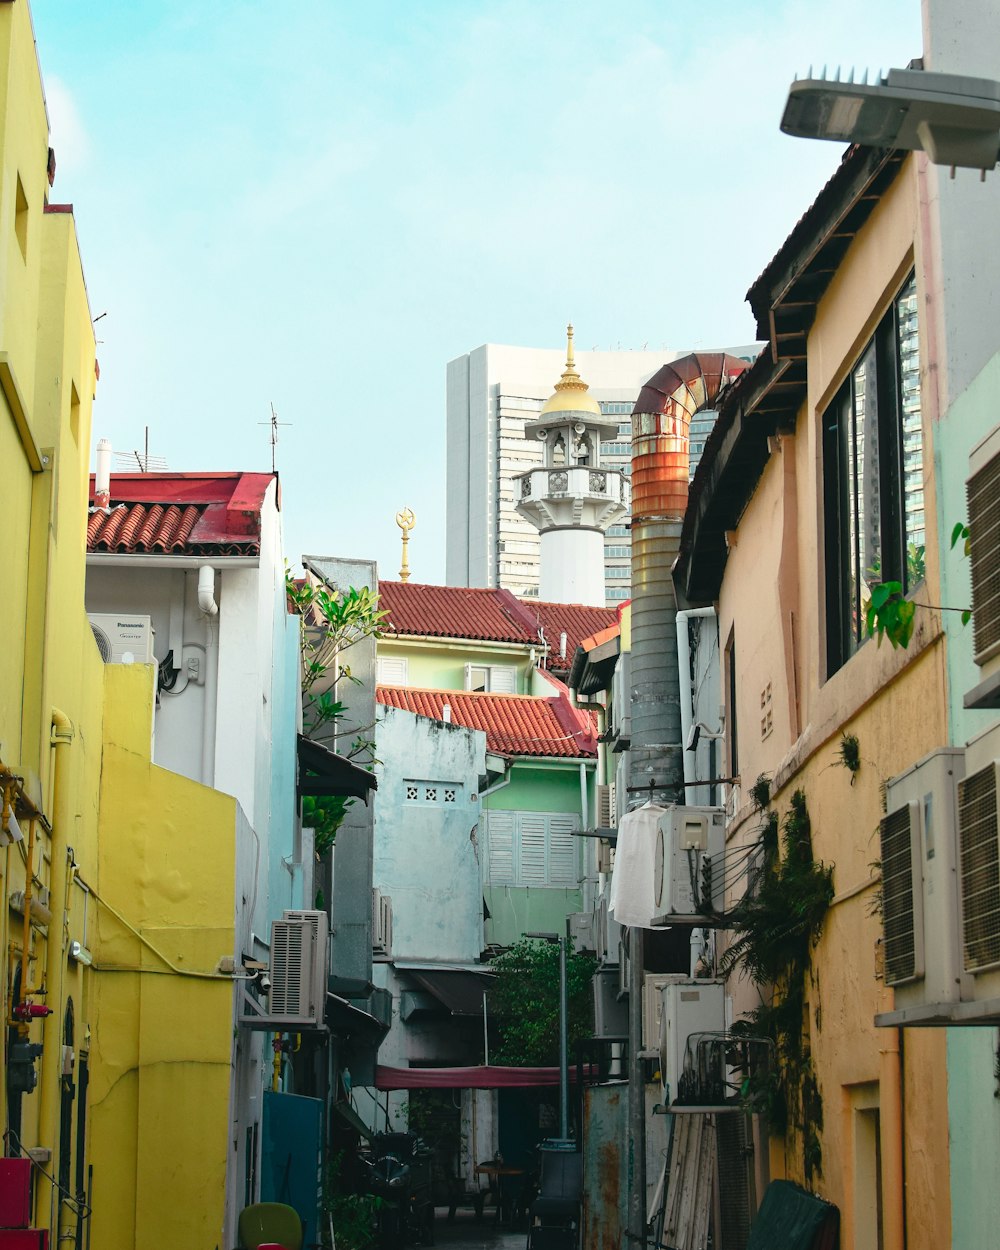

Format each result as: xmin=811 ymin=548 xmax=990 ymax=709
xmin=525 ymin=930 xmax=570 ymax=1144
xmin=781 ymin=66 xmax=1000 ymax=172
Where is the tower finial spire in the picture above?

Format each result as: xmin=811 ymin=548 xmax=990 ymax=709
xmin=396 ymin=507 xmax=415 ymax=583
xmin=566 ymin=323 xmax=575 ymax=369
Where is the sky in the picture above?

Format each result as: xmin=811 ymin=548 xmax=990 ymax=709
xmin=32 ymin=0 xmax=923 ymax=584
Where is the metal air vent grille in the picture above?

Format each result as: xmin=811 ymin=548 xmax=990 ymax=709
xmin=958 ymin=763 xmax=1000 ymax=972
xmin=968 ymin=454 xmax=1000 ymax=663
xmin=880 ymin=802 xmax=923 ymax=986
xmin=270 ymin=921 xmax=306 ymax=1015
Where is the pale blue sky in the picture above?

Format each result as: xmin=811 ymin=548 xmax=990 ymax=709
xmin=32 ymin=0 xmax=922 ymax=583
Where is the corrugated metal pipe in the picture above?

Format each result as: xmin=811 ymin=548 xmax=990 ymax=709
xmin=627 ymin=353 xmax=747 ymax=803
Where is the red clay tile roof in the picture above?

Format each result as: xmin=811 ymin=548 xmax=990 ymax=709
xmin=376 ymin=686 xmax=597 ymax=758
xmin=87 ymin=472 xmax=275 ymax=556
xmin=376 ymin=581 xmax=617 ymax=674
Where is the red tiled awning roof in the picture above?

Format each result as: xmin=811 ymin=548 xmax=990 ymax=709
xmin=87 ymin=471 xmax=275 ymax=556
xmin=377 ymin=581 xmax=617 ymax=673
xmin=376 ymin=686 xmax=597 ymax=758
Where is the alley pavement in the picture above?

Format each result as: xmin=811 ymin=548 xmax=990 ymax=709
xmin=429 ymin=1207 xmax=526 ymax=1250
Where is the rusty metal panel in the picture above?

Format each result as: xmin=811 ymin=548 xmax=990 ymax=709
xmin=581 ymin=1083 xmax=628 ymax=1250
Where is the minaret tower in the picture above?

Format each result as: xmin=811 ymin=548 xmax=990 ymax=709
xmin=516 ymin=325 xmax=629 ymax=606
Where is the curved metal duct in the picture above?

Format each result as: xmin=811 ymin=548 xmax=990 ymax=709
xmin=628 ymin=352 xmax=748 ymax=804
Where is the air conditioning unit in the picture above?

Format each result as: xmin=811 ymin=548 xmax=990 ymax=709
xmin=268 ymin=909 xmax=329 ymax=1028
xmin=596 ymin=783 xmax=616 ymax=829
xmin=595 ymin=891 xmax=621 ymax=965
xmin=966 ymin=424 xmax=1000 ymax=708
xmin=650 ymin=806 xmax=726 ymax=925
xmin=88 ymin=613 xmax=155 ymax=665
xmin=878 ymin=748 xmax=966 ymax=1020
xmin=593 ymin=967 xmax=628 ymax=1039
xmin=642 ymin=972 xmax=692 ymax=1051
xmin=568 ymin=911 xmax=595 ymax=954
xmin=373 ymin=889 xmax=393 ymax=958
xmin=658 ymin=979 xmax=726 ymax=1103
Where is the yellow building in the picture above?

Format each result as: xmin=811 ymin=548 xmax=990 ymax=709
xmin=676 ymin=146 xmax=950 ymax=1249
xmin=1 ymin=4 xmax=241 ymax=1247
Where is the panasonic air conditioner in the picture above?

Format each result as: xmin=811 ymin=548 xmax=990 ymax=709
xmin=88 ymin=613 xmax=155 ymax=665
xmin=954 ymin=722 xmax=1000 ymax=1016
xmin=878 ymin=748 xmax=966 ymax=1022
xmin=658 ymin=978 xmax=726 ymax=1104
xmin=966 ymin=424 xmax=1000 ymax=708
xmin=650 ymin=806 xmax=726 ymax=925
xmin=372 ymin=889 xmax=393 ymax=958
xmin=268 ymin=909 xmax=329 ymax=1028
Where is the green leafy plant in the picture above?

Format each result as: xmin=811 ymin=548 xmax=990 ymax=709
xmin=723 ymin=791 xmax=834 ymax=1182
xmin=287 ymin=570 xmax=387 ymax=852
xmin=838 ymin=733 xmax=861 ymax=781
xmin=489 ymin=939 xmax=597 ymax=1067
xmin=322 ymin=1151 xmax=382 ymax=1250
xmin=749 ymin=774 xmax=772 ymax=813
xmin=863 ymin=581 xmax=916 ymax=649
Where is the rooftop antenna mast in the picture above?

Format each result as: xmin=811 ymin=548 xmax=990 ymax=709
xmin=114 ymin=425 xmax=167 ymax=472
xmin=259 ymin=403 xmax=291 ymax=473
xmin=396 ymin=507 xmax=416 ymax=583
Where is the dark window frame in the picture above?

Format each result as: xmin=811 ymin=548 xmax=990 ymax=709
xmin=823 ymin=272 xmax=924 ymax=676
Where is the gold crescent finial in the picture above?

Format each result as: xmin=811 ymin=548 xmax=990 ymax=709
xmin=396 ymin=507 xmax=415 ymax=582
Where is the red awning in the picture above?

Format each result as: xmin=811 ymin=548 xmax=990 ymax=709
xmin=375 ymin=1065 xmax=578 ymax=1090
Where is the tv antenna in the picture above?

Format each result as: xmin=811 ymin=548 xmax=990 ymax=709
xmin=113 ymin=426 xmax=167 ymax=472
xmin=259 ymin=403 xmax=291 ymax=472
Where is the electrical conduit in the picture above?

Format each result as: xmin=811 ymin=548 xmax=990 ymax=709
xmin=198 ymin=566 xmax=219 ymax=787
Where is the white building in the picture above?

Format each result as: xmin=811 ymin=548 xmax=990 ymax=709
xmin=446 ymin=340 xmax=761 ymax=605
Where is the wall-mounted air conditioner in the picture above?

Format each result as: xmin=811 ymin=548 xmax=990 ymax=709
xmin=642 ymin=972 xmax=693 ymax=1051
xmin=658 ymin=978 xmax=727 ymax=1104
xmin=593 ymin=967 xmax=628 ymax=1039
xmin=878 ymin=748 xmax=966 ymax=1023
xmin=595 ymin=891 xmax=621 ymax=966
xmin=953 ymin=723 xmax=1000 ymax=1018
xmin=650 ymin=806 xmax=726 ymax=925
xmin=88 ymin=613 xmax=155 ymax=665
xmin=373 ymin=889 xmax=393 ymax=958
xmin=568 ymin=911 xmax=595 ymax=954
xmin=966 ymin=424 xmax=1000 ymax=709
xmin=268 ymin=909 xmax=329 ymax=1028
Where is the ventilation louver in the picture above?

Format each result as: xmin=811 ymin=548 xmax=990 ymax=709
xmin=968 ymin=446 xmax=1000 ymax=666
xmin=958 ymin=763 xmax=1000 ymax=973
xmin=880 ymin=801 xmax=924 ymax=986
xmin=268 ymin=909 xmax=328 ymax=1027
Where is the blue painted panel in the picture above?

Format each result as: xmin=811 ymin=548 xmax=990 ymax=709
xmin=261 ymin=1090 xmax=324 ymax=1245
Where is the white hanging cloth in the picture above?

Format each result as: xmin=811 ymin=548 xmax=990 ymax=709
xmin=608 ymin=801 xmax=667 ymax=929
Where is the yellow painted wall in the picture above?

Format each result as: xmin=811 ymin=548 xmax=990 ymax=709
xmin=90 ymin=664 xmax=237 ymax=1250
xmin=717 ymin=159 xmax=951 ymax=1249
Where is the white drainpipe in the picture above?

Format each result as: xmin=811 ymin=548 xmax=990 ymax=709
xmin=94 ymin=438 xmax=112 ymax=510
xmin=199 ymin=566 xmax=219 ymax=787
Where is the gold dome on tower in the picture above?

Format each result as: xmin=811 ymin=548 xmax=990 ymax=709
xmin=540 ymin=324 xmax=602 ymax=417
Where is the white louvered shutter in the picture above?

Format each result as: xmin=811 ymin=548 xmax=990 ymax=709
xmin=519 ymin=813 xmax=548 ymax=885
xmin=548 ymin=814 xmax=579 ymax=886
xmin=487 ymin=810 xmax=516 ymax=885
xmin=489 ymin=666 xmax=517 ymax=694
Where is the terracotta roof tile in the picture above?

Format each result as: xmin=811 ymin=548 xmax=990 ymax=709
xmin=376 ymin=686 xmax=597 ymax=758
xmin=376 ymin=581 xmax=617 ymax=673
xmin=87 ymin=472 xmax=274 ymax=557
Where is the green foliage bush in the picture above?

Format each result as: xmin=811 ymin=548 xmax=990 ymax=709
xmin=489 ymin=939 xmax=597 ymax=1067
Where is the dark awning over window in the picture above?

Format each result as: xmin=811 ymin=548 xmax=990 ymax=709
xmin=297 ymin=734 xmax=377 ymax=801
xmin=406 ymin=969 xmax=495 ymax=1017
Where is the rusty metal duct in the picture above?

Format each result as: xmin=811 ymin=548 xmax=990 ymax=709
xmin=628 ymin=352 xmax=748 ymax=804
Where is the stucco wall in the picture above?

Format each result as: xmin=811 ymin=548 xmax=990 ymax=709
xmin=716 ymin=162 xmax=951 ymax=1247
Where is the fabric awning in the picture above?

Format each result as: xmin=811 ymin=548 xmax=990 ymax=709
xmin=297 ymin=734 xmax=377 ymax=801
xmin=326 ymin=993 xmax=390 ymax=1039
xmin=407 ymin=969 xmax=495 ymax=1017
xmin=375 ymin=1065 xmax=580 ymax=1090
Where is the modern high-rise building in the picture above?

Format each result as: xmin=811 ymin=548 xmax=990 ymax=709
xmin=446 ymin=339 xmax=760 ymax=604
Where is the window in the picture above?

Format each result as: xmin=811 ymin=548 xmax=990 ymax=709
xmin=465 ymin=663 xmax=517 ymax=693
xmin=377 ymin=656 xmax=409 ymax=685
xmin=725 ymin=629 xmax=738 ymax=777
xmin=606 ymin=587 xmax=630 ymax=601
xmin=607 ymin=525 xmax=630 ymax=537
xmin=606 ymin=566 xmax=630 ymax=579
xmin=605 ymin=545 xmax=631 ymax=558
xmin=14 ymin=173 xmax=28 ymax=261
xmin=823 ymin=273 xmax=924 ymax=675
xmin=486 ymin=810 xmax=579 ymax=886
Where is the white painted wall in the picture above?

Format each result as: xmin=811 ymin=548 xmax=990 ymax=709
xmin=540 ymin=529 xmax=607 ymax=606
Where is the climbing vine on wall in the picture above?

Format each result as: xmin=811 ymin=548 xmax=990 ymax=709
xmin=722 ymin=789 xmax=834 ymax=1183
